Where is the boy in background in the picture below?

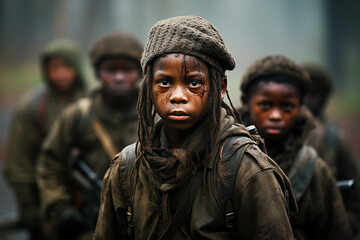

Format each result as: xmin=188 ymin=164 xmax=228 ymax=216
xmin=3 ymin=39 xmax=86 ymax=240
xmin=37 ymin=32 xmax=143 ymax=240
xmin=240 ymin=55 xmax=352 ymax=239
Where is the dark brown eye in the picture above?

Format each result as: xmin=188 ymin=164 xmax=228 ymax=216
xmin=258 ymin=101 xmax=271 ymax=110
xmin=188 ymin=80 xmax=202 ymax=88
xmin=157 ymin=79 xmax=170 ymax=87
xmin=282 ymin=103 xmax=294 ymax=112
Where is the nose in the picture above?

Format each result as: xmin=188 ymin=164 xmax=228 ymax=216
xmin=114 ymin=71 xmax=126 ymax=82
xmin=54 ymin=67 xmax=71 ymax=80
xmin=170 ymin=85 xmax=188 ymax=104
xmin=269 ymin=108 xmax=282 ymax=122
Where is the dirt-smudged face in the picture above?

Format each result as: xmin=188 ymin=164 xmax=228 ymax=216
xmin=152 ymin=53 xmax=211 ymax=140
xmin=245 ymin=81 xmax=301 ymax=143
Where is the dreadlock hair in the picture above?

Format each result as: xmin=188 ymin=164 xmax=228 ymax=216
xmin=136 ymin=56 xmax=242 ymax=160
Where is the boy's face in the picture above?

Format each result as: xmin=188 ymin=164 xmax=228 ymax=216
xmin=152 ymin=53 xmax=211 ymax=132
xmin=47 ymin=57 xmax=76 ymax=92
xmin=243 ymin=81 xmax=301 ymax=142
xmin=98 ymin=57 xmax=140 ymax=98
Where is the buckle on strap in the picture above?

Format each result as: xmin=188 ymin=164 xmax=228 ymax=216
xmin=225 ymin=211 xmax=236 ymax=228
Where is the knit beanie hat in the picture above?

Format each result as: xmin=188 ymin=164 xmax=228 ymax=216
xmin=241 ymin=55 xmax=310 ymax=96
xmin=141 ymin=16 xmax=235 ymax=75
xmin=89 ymin=32 xmax=143 ymax=68
xmin=303 ymin=64 xmax=333 ymax=96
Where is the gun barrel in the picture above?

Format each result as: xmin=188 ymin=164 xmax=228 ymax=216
xmin=337 ymin=179 xmax=355 ymax=193
xmin=76 ymin=161 xmax=103 ymax=190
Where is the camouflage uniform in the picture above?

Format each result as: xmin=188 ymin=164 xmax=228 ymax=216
xmin=36 ymin=32 xmax=142 ymax=240
xmin=3 ymin=39 xmax=86 ymax=239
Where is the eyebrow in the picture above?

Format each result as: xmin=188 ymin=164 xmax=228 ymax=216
xmin=153 ymin=71 xmax=205 ymax=79
xmin=154 ymin=72 xmax=172 ymax=78
xmin=186 ymin=72 xmax=204 ymax=79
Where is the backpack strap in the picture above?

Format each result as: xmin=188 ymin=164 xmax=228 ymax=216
xmin=218 ymin=135 xmax=256 ymax=230
xmin=287 ymin=145 xmax=317 ymax=201
xmin=117 ymin=143 xmax=137 ymax=237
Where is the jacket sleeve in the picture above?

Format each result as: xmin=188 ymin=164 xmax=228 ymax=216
xmin=234 ymin=146 xmax=294 ymax=239
xmin=93 ymin=155 xmax=129 ymax=240
xmin=36 ymin=104 xmax=79 ymax=219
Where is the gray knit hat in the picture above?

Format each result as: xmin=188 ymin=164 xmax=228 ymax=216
xmin=141 ymin=16 xmax=235 ymax=75
xmin=89 ymin=32 xmax=143 ymax=68
xmin=241 ymin=55 xmax=310 ymax=95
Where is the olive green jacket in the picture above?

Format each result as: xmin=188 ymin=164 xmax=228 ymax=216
xmin=3 ymin=40 xmax=86 ymax=225
xmin=37 ymin=88 xmax=138 ymax=220
xmin=93 ymin=111 xmax=296 ymax=239
xmin=241 ymin=107 xmax=352 ymax=240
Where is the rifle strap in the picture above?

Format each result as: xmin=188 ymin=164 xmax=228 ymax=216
xmin=92 ymin=119 xmax=119 ymax=160
xmin=159 ymin=166 xmax=204 ymax=240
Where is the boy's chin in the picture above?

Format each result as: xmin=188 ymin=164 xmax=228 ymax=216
xmin=264 ymin=133 xmax=286 ymax=143
xmin=164 ymin=121 xmax=197 ymax=133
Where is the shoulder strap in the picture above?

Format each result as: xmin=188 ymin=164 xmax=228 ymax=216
xmin=118 ymin=143 xmax=137 ymax=202
xmin=75 ymin=97 xmax=119 ymax=160
xmin=92 ymin=119 xmax=119 ymax=160
xmin=117 ymin=143 xmax=137 ymax=237
xmin=287 ymin=145 xmax=317 ymax=201
xmin=218 ymin=135 xmax=255 ymax=229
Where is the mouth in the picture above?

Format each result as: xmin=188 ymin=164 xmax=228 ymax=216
xmin=168 ymin=110 xmax=189 ymax=121
xmin=265 ymin=127 xmax=282 ymax=135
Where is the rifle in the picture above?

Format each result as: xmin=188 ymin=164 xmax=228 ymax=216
xmin=71 ymin=158 xmax=103 ymax=230
xmin=337 ymin=179 xmax=356 ymax=196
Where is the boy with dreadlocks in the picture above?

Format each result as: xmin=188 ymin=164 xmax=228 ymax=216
xmin=93 ymin=16 xmax=296 ymax=239
xmin=239 ymin=55 xmax=352 ymax=239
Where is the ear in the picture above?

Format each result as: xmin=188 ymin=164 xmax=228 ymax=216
xmin=220 ymin=76 xmax=227 ymax=100
xmin=241 ymin=94 xmax=249 ymax=111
